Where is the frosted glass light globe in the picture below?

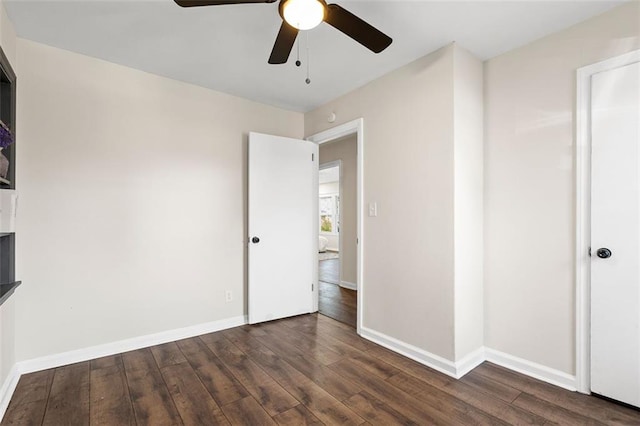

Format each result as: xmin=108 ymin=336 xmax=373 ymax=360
xmin=282 ymin=0 xmax=325 ymax=30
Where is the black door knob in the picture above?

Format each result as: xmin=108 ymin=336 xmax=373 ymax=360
xmin=251 ymin=237 xmax=260 ymax=244
xmin=596 ymin=248 xmax=612 ymax=259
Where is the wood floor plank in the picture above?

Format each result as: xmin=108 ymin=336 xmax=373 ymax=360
xmin=220 ymin=396 xmax=276 ymax=425
xmin=367 ymin=347 xmax=546 ymax=425
xmin=365 ymin=350 xmax=546 ymax=424
xmin=443 ymin=378 xmax=546 ymax=425
xmin=150 ymin=342 xmax=188 ymax=370
xmin=280 ymin=379 xmax=366 ymax=425
xmin=365 ymin=345 xmax=455 ymax=389
xmin=255 ymin=335 xmax=363 ymax=401
xmin=122 ymin=348 xmax=183 ymax=426
xmin=459 ymin=369 xmax=522 ymax=403
xmin=266 ymin=318 xmax=363 ymax=359
xmin=258 ymin=321 xmax=344 ymax=365
xmin=160 ymin=362 xmax=229 ymax=425
xmin=475 ymin=362 xmax=640 ymax=425
xmin=329 ymin=359 xmax=448 ymax=425
xmin=5 ymin=315 xmax=638 ymax=426
xmin=315 ymin=317 xmax=378 ymax=351
xmin=318 ymin=279 xmax=357 ymax=327
xmin=2 ymin=369 xmax=54 ymax=426
xmin=343 ymin=391 xmax=421 ymax=426
xmin=386 ymin=371 xmax=510 ymax=425
xmin=273 ymin=404 xmax=324 ymax=426
xmin=199 ymin=333 xmax=298 ymax=416
xmin=42 ymin=362 xmax=90 ymax=426
xmin=90 ymin=354 xmax=122 ymax=371
xmin=513 ymin=392 xmax=604 ymax=425
xmin=235 ymin=334 xmax=365 ymax=425
xmin=90 ymin=358 xmax=135 ymax=426
xmin=234 ymin=323 xmax=363 ymax=401
xmin=176 ymin=337 xmax=249 ymax=406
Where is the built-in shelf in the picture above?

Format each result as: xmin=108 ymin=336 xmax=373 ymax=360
xmin=0 ymin=280 xmax=20 ymax=307
xmin=0 ymin=44 xmax=17 ymax=308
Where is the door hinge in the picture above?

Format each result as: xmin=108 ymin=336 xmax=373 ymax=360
xmin=312 ymin=153 xmax=315 ymax=161
xmin=312 ymin=283 xmax=314 ymax=291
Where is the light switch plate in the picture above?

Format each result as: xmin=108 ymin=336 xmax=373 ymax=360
xmin=368 ymin=202 xmax=377 ymax=217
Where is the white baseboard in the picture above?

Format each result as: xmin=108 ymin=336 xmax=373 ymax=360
xmin=0 ymin=364 xmax=20 ymax=421
xmin=0 ymin=315 xmax=247 ymax=421
xmin=340 ymin=281 xmax=357 ymax=290
xmin=484 ymin=347 xmax=576 ymax=391
xmin=16 ymin=315 xmax=247 ymax=375
xmin=359 ymin=326 xmax=577 ymax=389
xmin=360 ymin=326 xmax=459 ymax=378
xmin=455 ymin=347 xmax=486 ymax=378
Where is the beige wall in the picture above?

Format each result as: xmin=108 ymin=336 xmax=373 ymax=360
xmin=453 ymin=46 xmax=484 ymax=361
xmin=319 ymin=135 xmax=357 ymax=286
xmin=14 ymin=39 xmax=303 ymax=362
xmin=307 ymin=45 xmax=458 ymax=359
xmin=484 ymin=2 xmax=640 ymax=374
xmin=0 ymin=0 xmax=16 ymax=394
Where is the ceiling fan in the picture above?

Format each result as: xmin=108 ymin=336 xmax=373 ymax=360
xmin=174 ymin=0 xmax=393 ymax=64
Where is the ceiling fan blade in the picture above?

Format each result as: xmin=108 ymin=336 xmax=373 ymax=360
xmin=324 ymin=4 xmax=392 ymax=53
xmin=268 ymin=21 xmax=298 ymax=64
xmin=174 ymin=0 xmax=276 ymax=7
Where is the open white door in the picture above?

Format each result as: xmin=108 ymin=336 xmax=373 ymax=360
xmin=248 ymin=132 xmax=318 ymax=324
xmin=590 ymin=61 xmax=640 ymax=408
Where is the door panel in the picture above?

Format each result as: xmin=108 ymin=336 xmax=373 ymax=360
xmin=248 ymin=132 xmax=318 ymax=324
xmin=590 ymin=61 xmax=640 ymax=407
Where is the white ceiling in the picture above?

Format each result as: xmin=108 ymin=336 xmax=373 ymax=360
xmin=5 ymin=0 xmax=624 ymax=112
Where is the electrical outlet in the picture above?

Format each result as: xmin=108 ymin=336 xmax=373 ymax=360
xmin=225 ymin=291 xmax=233 ymax=303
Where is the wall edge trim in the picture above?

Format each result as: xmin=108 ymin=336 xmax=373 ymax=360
xmin=16 ymin=315 xmax=247 ymax=375
xmin=455 ymin=347 xmax=486 ymax=378
xmin=485 ymin=347 xmax=576 ymax=391
xmin=339 ymin=281 xmax=357 ymax=290
xmin=0 ymin=363 xmax=20 ymax=421
xmin=360 ymin=326 xmax=458 ymax=378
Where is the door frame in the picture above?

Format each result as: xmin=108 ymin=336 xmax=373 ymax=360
xmin=319 ymin=160 xmax=343 ymax=286
xmin=575 ymin=49 xmax=640 ymax=394
xmin=307 ymin=118 xmax=364 ymax=334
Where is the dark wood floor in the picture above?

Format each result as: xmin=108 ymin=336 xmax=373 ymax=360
xmin=319 ymin=257 xmax=357 ymax=328
xmin=319 ymin=258 xmax=340 ymax=285
xmin=319 ymin=281 xmax=357 ymax=328
xmin=3 ymin=314 xmax=639 ymax=425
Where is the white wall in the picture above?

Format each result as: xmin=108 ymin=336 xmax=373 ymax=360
xmin=14 ymin=39 xmax=303 ymax=362
xmin=0 ymin=0 xmax=17 ymax=396
xmin=453 ymin=46 xmax=484 ymax=361
xmin=484 ymin=2 xmax=640 ymax=374
xmin=320 ymin=135 xmax=358 ymax=285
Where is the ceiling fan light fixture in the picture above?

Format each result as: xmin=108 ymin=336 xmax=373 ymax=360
xmin=282 ymin=0 xmax=325 ymax=30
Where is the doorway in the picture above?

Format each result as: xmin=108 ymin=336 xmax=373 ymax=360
xmin=308 ymin=119 xmax=364 ymax=332
xmin=576 ymin=50 xmax=640 ymax=407
xmin=318 ymin=142 xmax=357 ymax=327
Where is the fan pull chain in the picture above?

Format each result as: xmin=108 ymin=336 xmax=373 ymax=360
xmin=305 ymin=31 xmax=311 ymax=84
xmin=295 ymin=36 xmax=301 ymax=67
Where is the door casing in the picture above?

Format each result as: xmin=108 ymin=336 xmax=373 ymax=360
xmin=307 ymin=118 xmax=364 ymax=334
